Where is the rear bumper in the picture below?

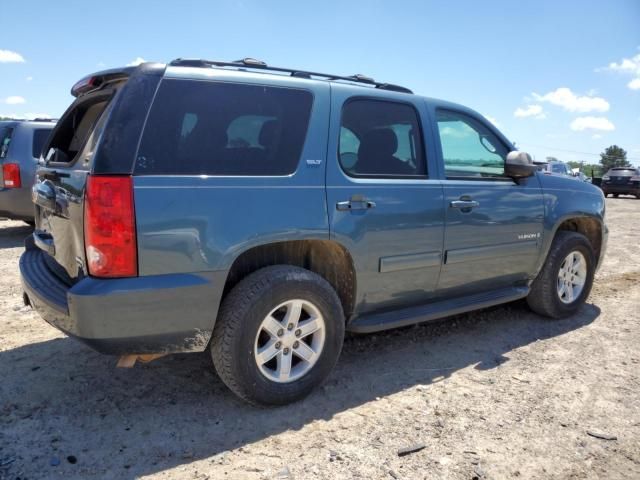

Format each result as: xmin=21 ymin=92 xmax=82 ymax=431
xmin=601 ymin=184 xmax=640 ymax=195
xmin=20 ymin=238 xmax=226 ymax=355
xmin=0 ymin=187 xmax=35 ymax=221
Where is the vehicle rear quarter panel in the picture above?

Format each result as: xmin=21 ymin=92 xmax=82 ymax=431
xmin=536 ymin=174 xmax=607 ymax=273
xmin=133 ymin=79 xmax=331 ymax=277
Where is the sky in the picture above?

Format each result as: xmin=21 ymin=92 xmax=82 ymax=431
xmin=1 ymin=0 xmax=639 ymax=167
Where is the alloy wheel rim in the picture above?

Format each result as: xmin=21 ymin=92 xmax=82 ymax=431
xmin=557 ymin=251 xmax=587 ymax=304
xmin=254 ymin=299 xmax=326 ymax=383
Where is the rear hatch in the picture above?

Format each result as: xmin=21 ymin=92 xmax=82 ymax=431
xmin=605 ymin=168 xmax=637 ymax=186
xmin=32 ymin=65 xmax=163 ymax=282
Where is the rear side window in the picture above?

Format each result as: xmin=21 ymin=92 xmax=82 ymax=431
xmin=136 ymin=79 xmax=314 ymax=176
xmin=339 ymin=99 xmax=426 ymax=178
xmin=32 ymin=129 xmax=51 ymax=158
xmin=0 ymin=126 xmax=14 ymax=159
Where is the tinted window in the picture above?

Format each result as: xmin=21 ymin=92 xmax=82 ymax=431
xmin=551 ymin=163 xmax=567 ymax=174
xmin=608 ymin=169 xmax=636 ymax=176
xmin=0 ymin=126 xmax=14 ymax=159
xmin=436 ymin=110 xmax=508 ymax=178
xmin=136 ymin=80 xmax=313 ymax=176
xmin=32 ymin=129 xmax=51 ymax=158
xmin=339 ymin=99 xmax=426 ymax=178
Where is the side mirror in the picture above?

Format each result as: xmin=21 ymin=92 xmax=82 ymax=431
xmin=505 ymin=151 xmax=537 ymax=179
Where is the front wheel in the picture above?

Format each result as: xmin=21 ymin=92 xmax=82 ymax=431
xmin=211 ymin=265 xmax=345 ymax=405
xmin=527 ymin=231 xmax=595 ymax=318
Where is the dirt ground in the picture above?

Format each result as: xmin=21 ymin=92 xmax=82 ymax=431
xmin=0 ymin=197 xmax=638 ymax=480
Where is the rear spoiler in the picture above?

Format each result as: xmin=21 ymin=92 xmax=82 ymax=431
xmin=70 ymin=67 xmax=136 ymax=97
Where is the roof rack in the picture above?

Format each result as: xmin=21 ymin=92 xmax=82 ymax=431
xmin=169 ymin=57 xmax=413 ymax=94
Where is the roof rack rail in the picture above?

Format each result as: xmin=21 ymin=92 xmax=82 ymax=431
xmin=169 ymin=57 xmax=413 ymax=94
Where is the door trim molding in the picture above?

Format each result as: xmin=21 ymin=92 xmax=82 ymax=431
xmin=446 ymin=240 xmax=538 ymax=265
xmin=379 ymin=251 xmax=442 ymax=273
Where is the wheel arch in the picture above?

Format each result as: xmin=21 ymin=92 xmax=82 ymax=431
xmin=221 ymin=239 xmax=357 ymax=319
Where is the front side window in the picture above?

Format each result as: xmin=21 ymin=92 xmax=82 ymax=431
xmin=339 ymin=99 xmax=426 ymax=178
xmin=436 ymin=110 xmax=508 ymax=179
xmin=137 ymin=80 xmax=313 ymax=176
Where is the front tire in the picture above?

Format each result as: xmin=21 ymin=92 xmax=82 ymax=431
xmin=211 ymin=265 xmax=345 ymax=405
xmin=527 ymin=231 xmax=595 ymax=319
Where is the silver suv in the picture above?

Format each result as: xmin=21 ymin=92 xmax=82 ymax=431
xmin=0 ymin=119 xmax=55 ymax=223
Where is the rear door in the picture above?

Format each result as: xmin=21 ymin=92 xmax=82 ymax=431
xmin=326 ymin=86 xmax=445 ymax=315
xmin=434 ymin=108 xmax=544 ymax=297
xmin=33 ymin=92 xmax=114 ymax=280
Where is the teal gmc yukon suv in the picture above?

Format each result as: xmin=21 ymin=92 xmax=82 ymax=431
xmin=20 ymin=59 xmax=607 ymax=405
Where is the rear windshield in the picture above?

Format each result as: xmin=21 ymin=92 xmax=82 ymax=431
xmin=136 ymin=79 xmax=313 ymax=176
xmin=32 ymin=128 xmax=51 ymax=158
xmin=0 ymin=126 xmax=14 ymax=159
xmin=46 ymin=96 xmax=111 ymax=164
xmin=608 ymin=168 xmax=636 ymax=176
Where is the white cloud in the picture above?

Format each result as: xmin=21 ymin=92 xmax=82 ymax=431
xmin=126 ymin=57 xmax=145 ymax=67
xmin=25 ymin=76 xmax=33 ymax=82
xmin=514 ymin=104 xmax=546 ymax=119
xmin=532 ymin=88 xmax=609 ymax=112
xmin=0 ymin=49 xmax=25 ymax=63
xmin=485 ymin=115 xmax=501 ymax=128
xmin=5 ymin=96 xmax=26 ymax=105
xmin=602 ymin=53 xmax=640 ymax=75
xmin=570 ymin=116 xmax=615 ymax=132
xmin=598 ymin=52 xmax=640 ymax=91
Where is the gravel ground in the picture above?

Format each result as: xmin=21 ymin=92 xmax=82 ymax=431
xmin=0 ymin=197 xmax=639 ymax=480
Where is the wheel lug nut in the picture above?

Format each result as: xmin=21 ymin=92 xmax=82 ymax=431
xmin=277 ymin=329 xmax=284 ymax=337
xmin=287 ymin=323 xmax=294 ymax=330
xmin=283 ymin=347 xmax=290 ymax=355
xmin=295 ymin=329 xmax=301 ymax=337
xmin=293 ymin=341 xmax=299 ymax=349
xmin=275 ymin=341 xmax=282 ymax=349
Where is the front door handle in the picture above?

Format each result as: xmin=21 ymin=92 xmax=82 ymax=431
xmin=450 ymin=200 xmax=479 ymax=209
xmin=336 ymin=198 xmax=376 ymax=211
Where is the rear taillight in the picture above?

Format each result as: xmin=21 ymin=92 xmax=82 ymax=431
xmin=2 ymin=163 xmax=21 ymax=188
xmin=84 ymin=175 xmax=137 ymax=277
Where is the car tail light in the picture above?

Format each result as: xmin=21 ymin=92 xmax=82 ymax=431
xmin=631 ymin=175 xmax=640 ymax=182
xmin=84 ymin=175 xmax=137 ymax=277
xmin=2 ymin=163 xmax=21 ymax=188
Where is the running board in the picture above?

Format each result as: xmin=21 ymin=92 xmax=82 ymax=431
xmin=346 ymin=286 xmax=530 ymax=334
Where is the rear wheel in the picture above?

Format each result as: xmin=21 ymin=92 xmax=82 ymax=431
xmin=613 ymin=194 xmax=619 ymax=198
xmin=527 ymin=231 xmax=595 ymax=318
xmin=211 ymin=265 xmax=344 ymax=405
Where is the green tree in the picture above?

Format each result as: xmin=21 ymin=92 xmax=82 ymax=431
xmin=600 ymin=145 xmax=630 ymax=171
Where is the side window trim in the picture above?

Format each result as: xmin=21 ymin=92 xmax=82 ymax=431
xmin=436 ymin=108 xmax=511 ymax=182
xmin=338 ymin=96 xmax=428 ymax=180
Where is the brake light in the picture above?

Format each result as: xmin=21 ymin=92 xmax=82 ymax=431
xmin=84 ymin=175 xmax=137 ymax=277
xmin=2 ymin=163 xmax=21 ymax=188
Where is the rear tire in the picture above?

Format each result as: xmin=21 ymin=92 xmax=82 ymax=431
xmin=211 ymin=265 xmax=344 ymax=405
xmin=527 ymin=231 xmax=595 ymax=319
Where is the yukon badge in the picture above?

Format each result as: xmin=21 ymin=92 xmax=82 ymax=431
xmin=518 ymin=233 xmax=541 ymax=240
xmin=306 ymin=159 xmax=322 ymax=167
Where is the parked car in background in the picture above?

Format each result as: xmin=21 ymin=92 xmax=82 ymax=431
xmin=20 ymin=60 xmax=607 ymax=405
xmin=538 ymin=160 xmax=574 ymax=178
xmin=601 ymin=167 xmax=640 ymax=198
xmin=0 ymin=119 xmax=56 ymax=223
xmin=573 ymin=171 xmax=592 ymax=183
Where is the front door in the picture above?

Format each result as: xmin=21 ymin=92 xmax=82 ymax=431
xmin=326 ymin=87 xmax=445 ymax=316
xmin=434 ymin=109 xmax=544 ymax=297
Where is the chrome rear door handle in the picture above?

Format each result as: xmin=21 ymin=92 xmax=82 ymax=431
xmin=336 ymin=199 xmax=376 ymax=211
xmin=450 ymin=200 xmax=479 ymax=209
